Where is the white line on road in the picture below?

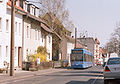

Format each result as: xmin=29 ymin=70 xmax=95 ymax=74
xmin=91 ymin=70 xmax=103 ymax=84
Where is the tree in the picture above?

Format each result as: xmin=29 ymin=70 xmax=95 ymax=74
xmin=105 ymin=27 xmax=120 ymax=56
xmin=38 ymin=0 xmax=74 ymax=60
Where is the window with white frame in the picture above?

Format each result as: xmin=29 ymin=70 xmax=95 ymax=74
xmin=16 ymin=0 xmax=19 ymax=7
xmin=0 ymin=45 xmax=1 ymax=57
xmin=6 ymin=46 xmax=8 ymax=57
xmin=31 ymin=6 xmax=34 ymax=15
xmin=6 ymin=19 xmax=9 ymax=32
xmin=24 ymin=2 xmax=27 ymax=11
xmin=0 ymin=18 xmax=1 ymax=31
xmin=19 ymin=23 xmax=21 ymax=35
xmin=15 ymin=22 xmax=17 ymax=32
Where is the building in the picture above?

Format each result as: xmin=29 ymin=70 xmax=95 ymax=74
xmin=0 ymin=0 xmax=24 ymax=68
xmin=21 ymin=0 xmax=53 ymax=62
xmin=0 ymin=0 xmax=53 ymax=69
xmin=77 ymin=37 xmax=95 ymax=54
xmin=77 ymin=37 xmax=102 ymax=65
xmin=94 ymin=38 xmax=100 ymax=65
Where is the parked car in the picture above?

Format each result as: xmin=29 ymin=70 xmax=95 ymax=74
xmin=62 ymin=60 xmax=68 ymax=68
xmin=103 ymin=57 xmax=120 ymax=84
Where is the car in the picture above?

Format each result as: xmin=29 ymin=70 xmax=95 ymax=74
xmin=103 ymin=57 xmax=120 ymax=84
xmin=62 ymin=60 xmax=68 ymax=68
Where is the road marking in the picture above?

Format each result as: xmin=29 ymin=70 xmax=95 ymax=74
xmin=91 ymin=70 xmax=103 ymax=84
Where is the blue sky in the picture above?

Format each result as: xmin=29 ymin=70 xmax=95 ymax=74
xmin=66 ymin=0 xmax=120 ymax=46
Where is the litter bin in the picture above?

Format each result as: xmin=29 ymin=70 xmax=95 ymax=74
xmin=26 ymin=62 xmax=31 ymax=71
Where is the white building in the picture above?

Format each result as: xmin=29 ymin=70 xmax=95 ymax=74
xmin=0 ymin=0 xmax=23 ymax=68
xmin=0 ymin=0 xmax=53 ymax=69
xmin=66 ymin=36 xmax=74 ymax=66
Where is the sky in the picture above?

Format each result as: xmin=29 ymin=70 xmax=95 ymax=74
xmin=66 ymin=0 xmax=120 ymax=46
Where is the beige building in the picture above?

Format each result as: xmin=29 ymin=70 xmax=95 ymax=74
xmin=22 ymin=1 xmax=53 ymax=61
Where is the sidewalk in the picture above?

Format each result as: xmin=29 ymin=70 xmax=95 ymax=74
xmin=0 ymin=68 xmax=66 ymax=83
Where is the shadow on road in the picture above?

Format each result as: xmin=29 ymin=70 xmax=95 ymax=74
xmin=66 ymin=79 xmax=103 ymax=84
xmin=43 ymin=73 xmax=103 ymax=77
xmin=60 ymin=70 xmax=103 ymax=74
xmin=66 ymin=79 xmax=120 ymax=84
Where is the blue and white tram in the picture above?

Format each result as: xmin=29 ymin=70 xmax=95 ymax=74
xmin=71 ymin=48 xmax=94 ymax=69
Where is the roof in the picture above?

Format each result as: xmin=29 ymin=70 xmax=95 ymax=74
xmin=77 ymin=37 xmax=96 ymax=44
xmin=41 ymin=23 xmax=53 ymax=33
xmin=54 ymin=31 xmax=62 ymax=40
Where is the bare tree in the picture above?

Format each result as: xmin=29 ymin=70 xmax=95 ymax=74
xmin=105 ymin=27 xmax=120 ymax=56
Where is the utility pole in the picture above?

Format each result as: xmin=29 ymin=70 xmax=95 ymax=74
xmin=75 ymin=28 xmax=77 ymax=49
xmin=10 ymin=0 xmax=15 ymax=76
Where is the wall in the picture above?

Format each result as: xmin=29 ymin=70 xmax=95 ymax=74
xmin=0 ymin=0 xmax=23 ymax=68
xmin=0 ymin=0 xmax=7 ymax=68
xmin=67 ymin=42 xmax=74 ymax=66
xmin=23 ymin=17 xmax=52 ymax=61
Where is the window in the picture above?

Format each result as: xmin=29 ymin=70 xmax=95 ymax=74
xmin=48 ymin=53 xmax=50 ymax=59
xmin=38 ymin=30 xmax=40 ymax=40
xmin=0 ymin=45 xmax=1 ymax=57
xmin=35 ymin=30 xmax=37 ymax=40
xmin=32 ymin=7 xmax=34 ymax=14
xmin=15 ymin=22 xmax=17 ymax=32
xmin=0 ymin=18 xmax=1 ymax=31
xmin=49 ymin=36 xmax=51 ymax=44
xmin=6 ymin=19 xmax=9 ymax=32
xmin=16 ymin=0 xmax=19 ymax=7
xmin=25 ymin=3 xmax=27 ymax=11
xmin=27 ymin=26 xmax=29 ymax=38
xmin=15 ymin=47 xmax=17 ymax=57
xmin=19 ymin=23 xmax=21 ymax=35
xmin=42 ymin=34 xmax=44 ymax=42
xmin=6 ymin=46 xmax=8 ymax=57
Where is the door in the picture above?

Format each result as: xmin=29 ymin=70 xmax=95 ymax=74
xmin=18 ymin=47 xmax=22 ymax=68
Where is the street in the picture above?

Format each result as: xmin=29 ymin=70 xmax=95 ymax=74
xmin=1 ymin=66 xmax=104 ymax=84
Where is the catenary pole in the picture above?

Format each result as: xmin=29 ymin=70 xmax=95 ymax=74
xmin=75 ymin=28 xmax=77 ymax=49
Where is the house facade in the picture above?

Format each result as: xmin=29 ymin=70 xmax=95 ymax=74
xmin=94 ymin=38 xmax=100 ymax=65
xmin=22 ymin=0 xmax=53 ymax=62
xmin=0 ymin=0 xmax=23 ymax=68
xmin=0 ymin=0 xmax=53 ymax=69
xmin=77 ymin=37 xmax=95 ymax=54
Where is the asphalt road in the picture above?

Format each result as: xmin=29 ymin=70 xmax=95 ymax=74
xmin=1 ymin=66 xmax=104 ymax=84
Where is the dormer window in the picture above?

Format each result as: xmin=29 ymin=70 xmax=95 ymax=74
xmin=24 ymin=2 xmax=27 ymax=12
xmin=35 ymin=7 xmax=39 ymax=17
xmin=31 ymin=6 xmax=34 ymax=15
xmin=16 ymin=0 xmax=19 ymax=7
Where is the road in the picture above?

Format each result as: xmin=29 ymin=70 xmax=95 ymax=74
xmin=1 ymin=66 xmax=104 ymax=84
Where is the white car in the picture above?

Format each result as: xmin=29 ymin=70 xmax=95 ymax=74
xmin=103 ymin=57 xmax=120 ymax=84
